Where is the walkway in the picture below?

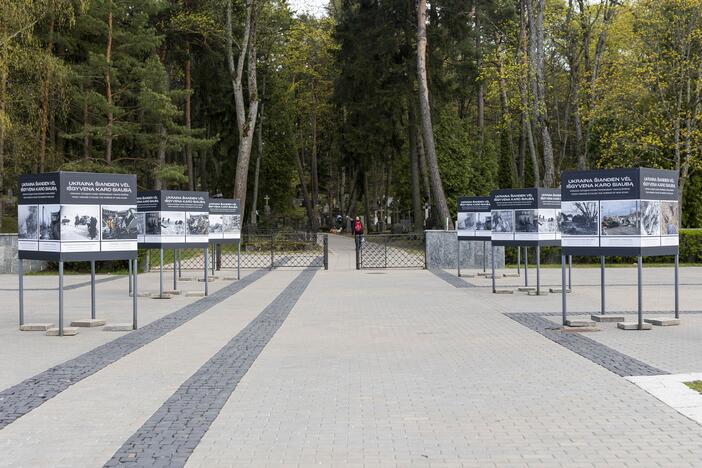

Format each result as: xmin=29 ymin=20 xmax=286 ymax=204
xmin=2 ymin=235 xmax=702 ymax=466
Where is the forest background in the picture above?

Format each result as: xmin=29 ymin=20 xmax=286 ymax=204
xmin=2 ymin=0 xmax=702 ymax=234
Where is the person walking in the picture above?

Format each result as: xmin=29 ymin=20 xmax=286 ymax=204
xmin=353 ymin=216 xmax=364 ymax=250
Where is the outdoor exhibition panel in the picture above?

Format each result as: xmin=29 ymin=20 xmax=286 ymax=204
xmin=16 ymin=171 xmax=139 ymax=335
xmin=18 ymin=172 xmax=138 ymax=261
xmin=559 ymin=167 xmax=680 ymax=328
xmin=456 ymin=196 xmax=491 ymax=241
xmin=209 ymin=198 xmax=242 ymax=279
xmin=137 ymin=190 xmax=210 ymax=249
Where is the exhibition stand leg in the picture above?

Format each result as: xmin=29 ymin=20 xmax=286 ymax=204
xmin=59 ymin=261 xmax=64 ymax=337
xmin=637 ymin=256 xmax=644 ymax=330
xmin=561 ymin=255 xmax=567 ymax=325
xmin=675 ymin=253 xmax=680 ymax=320
xmin=524 ymin=247 xmax=529 ymax=287
xmin=482 ymin=241 xmax=486 ymax=272
xmin=178 ymin=250 xmax=181 ymax=278
xmin=491 ymin=244 xmax=496 ymax=293
xmin=568 ymin=255 xmax=572 ymax=291
xmin=536 ymin=245 xmax=541 ymax=295
xmin=159 ymin=248 xmax=164 ymax=298
xmin=128 ymin=259 xmax=132 ymax=295
xmin=91 ymin=260 xmax=96 ymax=320
xmin=173 ymin=249 xmax=177 ymax=290
xmin=237 ymin=240 xmax=241 ymax=280
xmin=600 ymin=256 xmax=605 ymax=315
xmin=204 ymin=247 xmax=209 ymax=296
xmin=517 ymin=247 xmax=521 ymax=276
xmin=132 ymin=258 xmax=138 ymax=330
xmin=457 ymin=240 xmax=461 ymax=278
xmin=18 ymin=258 xmax=24 ymax=327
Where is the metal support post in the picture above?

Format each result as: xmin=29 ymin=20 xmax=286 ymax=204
xmin=270 ymin=235 xmax=274 ymax=270
xmin=536 ymin=245 xmax=541 ymax=295
xmin=59 ymin=261 xmax=64 ymax=336
xmin=237 ymin=240 xmax=241 ymax=280
xmin=568 ymin=255 xmax=572 ymax=291
xmin=128 ymin=258 xmax=133 ymax=295
xmin=91 ymin=260 xmax=96 ymax=320
xmin=204 ymin=247 xmax=209 ymax=296
xmin=482 ymin=241 xmax=487 ymax=272
xmin=384 ymin=236 xmax=388 ymax=269
xmin=159 ymin=248 xmax=164 ymax=298
xmin=491 ymin=244 xmax=496 ymax=293
xmin=173 ymin=249 xmax=177 ymax=290
xmin=524 ymin=247 xmax=529 ymax=287
xmin=637 ymin=256 xmax=643 ymax=329
xmin=132 ymin=258 xmax=138 ymax=330
xmin=323 ymin=236 xmax=329 ymax=270
xmin=600 ymin=256 xmax=605 ymax=315
xmin=457 ymin=240 xmax=461 ymax=277
xmin=674 ymin=253 xmax=680 ymax=320
xmin=18 ymin=258 xmax=24 ymax=327
xmin=561 ymin=255 xmax=567 ymax=325
xmin=517 ymin=246 xmax=521 ymax=276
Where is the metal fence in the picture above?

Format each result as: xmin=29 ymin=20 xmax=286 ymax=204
xmin=357 ymin=234 xmax=426 ymax=269
xmin=144 ymin=233 xmax=328 ymax=272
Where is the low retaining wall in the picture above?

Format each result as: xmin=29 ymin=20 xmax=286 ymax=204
xmin=425 ymin=230 xmax=505 ymax=269
xmin=0 ymin=234 xmax=47 ymax=273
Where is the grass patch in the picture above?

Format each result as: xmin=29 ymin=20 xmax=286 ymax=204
xmin=685 ymin=381 xmax=702 ymax=394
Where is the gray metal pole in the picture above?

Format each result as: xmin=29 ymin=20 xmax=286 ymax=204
xmin=637 ymin=256 xmax=643 ymax=329
xmin=91 ymin=260 xmax=96 ymax=320
xmin=18 ymin=258 xmax=24 ymax=327
xmin=482 ymin=241 xmax=486 ymax=272
xmin=128 ymin=258 xmax=133 ymax=295
xmin=204 ymin=247 xmax=209 ymax=296
xmin=491 ymin=244 xmax=496 ymax=293
xmin=237 ymin=240 xmax=241 ymax=280
xmin=536 ymin=245 xmax=541 ymax=296
xmin=600 ymin=256 xmax=605 ymax=315
xmin=675 ymin=253 xmax=679 ymax=320
xmin=178 ymin=250 xmax=181 ymax=278
xmin=561 ymin=254 xmax=567 ymax=325
xmin=59 ymin=261 xmax=64 ymax=337
xmin=517 ymin=246 xmax=521 ymax=276
xmin=159 ymin=248 xmax=164 ymax=298
xmin=524 ymin=247 xmax=529 ymax=287
xmin=457 ymin=240 xmax=461 ymax=277
xmin=132 ymin=258 xmax=138 ymax=330
xmin=173 ymin=249 xmax=177 ymax=290
xmin=568 ymin=255 xmax=572 ymax=291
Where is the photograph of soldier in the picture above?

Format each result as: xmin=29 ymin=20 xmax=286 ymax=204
xmin=640 ymin=200 xmax=661 ymax=236
xmin=559 ymin=201 xmax=599 ymax=235
xmin=101 ymin=206 xmax=138 ymax=240
xmin=515 ymin=210 xmax=539 ymax=232
xmin=475 ymin=212 xmax=491 ymax=231
xmin=18 ymin=205 xmax=39 ymax=239
xmin=457 ymin=212 xmax=477 ymax=231
xmin=59 ymin=205 xmax=100 ymax=240
xmin=145 ymin=212 xmax=161 ymax=235
xmin=661 ymin=201 xmax=679 ymax=235
xmin=492 ymin=210 xmax=514 ymax=233
xmin=136 ymin=212 xmax=145 ymax=236
xmin=600 ymin=200 xmax=640 ymax=236
xmin=39 ymin=205 xmax=62 ymax=240
xmin=209 ymin=214 xmax=224 ymax=234
xmin=186 ymin=212 xmax=209 ymax=235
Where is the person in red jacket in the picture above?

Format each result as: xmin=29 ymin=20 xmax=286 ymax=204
xmin=353 ymin=216 xmax=364 ymax=249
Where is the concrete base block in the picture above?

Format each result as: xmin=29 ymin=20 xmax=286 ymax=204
xmin=458 ymin=273 xmax=476 ymax=278
xmin=197 ymin=277 xmax=216 ymax=282
xmin=565 ymin=319 xmax=596 ymax=328
xmin=528 ymin=290 xmax=549 ymax=296
xmin=591 ymin=314 xmax=625 ymax=323
xmin=178 ymin=277 xmax=196 ymax=282
xmin=185 ymin=291 xmax=206 ymax=297
xmin=137 ymin=292 xmax=153 ymax=298
xmin=20 ymin=323 xmax=55 ymax=331
xmin=644 ymin=317 xmax=680 ymax=326
xmin=517 ymin=286 xmax=537 ymax=292
xmin=70 ymin=319 xmax=106 ymax=328
xmin=104 ymin=323 xmax=134 ymax=332
xmin=46 ymin=327 xmax=79 ymax=336
xmin=493 ymin=288 xmax=514 ymax=294
xmin=152 ymin=294 xmax=172 ymax=300
xmin=222 ymin=276 xmax=238 ymax=281
xmin=617 ymin=322 xmax=653 ymax=330
xmin=503 ymin=273 xmax=520 ymax=278
xmin=476 ymin=272 xmax=492 ymax=277
xmin=163 ymin=290 xmax=181 ymax=295
xmin=562 ymin=326 xmax=600 ymax=333
xmin=549 ymin=288 xmax=572 ymax=293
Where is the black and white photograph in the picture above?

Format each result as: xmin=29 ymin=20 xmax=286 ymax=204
xmin=18 ymin=205 xmax=39 ymax=240
xmin=640 ymin=200 xmax=661 ymax=236
xmin=145 ymin=212 xmax=162 ymax=235
xmin=39 ymin=204 xmax=61 ymax=240
xmin=600 ymin=200 xmax=640 ymax=236
xmin=515 ymin=210 xmax=539 ymax=233
xmin=136 ymin=212 xmax=146 ymax=236
xmin=559 ymin=201 xmax=599 ymax=236
xmin=492 ymin=210 xmax=514 ymax=233
xmin=538 ymin=209 xmax=559 ymax=233
xmin=222 ymin=214 xmax=240 ymax=234
xmin=661 ymin=201 xmax=679 ymax=235
xmin=59 ymin=205 xmax=100 ymax=241
xmin=186 ymin=212 xmax=209 ymax=236
xmin=209 ymin=214 xmax=224 ymax=235
xmin=160 ymin=212 xmax=186 ymax=236
xmin=475 ymin=213 xmax=491 ymax=231
xmin=101 ymin=205 xmax=138 ymax=240
xmin=457 ymin=212 xmax=477 ymax=231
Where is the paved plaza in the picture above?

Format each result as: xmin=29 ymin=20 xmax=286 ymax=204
xmin=3 ymin=235 xmax=702 ymax=466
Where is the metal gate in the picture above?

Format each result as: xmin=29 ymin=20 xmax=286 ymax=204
xmin=357 ymin=234 xmax=425 ymax=269
xmin=146 ymin=233 xmax=328 ymax=272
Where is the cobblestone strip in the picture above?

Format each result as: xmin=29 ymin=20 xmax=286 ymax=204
xmin=0 ymin=274 xmax=122 ymax=291
xmin=429 ymin=269 xmax=476 ymax=288
xmin=104 ymin=269 xmax=317 ymax=468
xmin=505 ymin=313 xmax=668 ymax=377
xmin=0 ymin=269 xmax=269 ymax=430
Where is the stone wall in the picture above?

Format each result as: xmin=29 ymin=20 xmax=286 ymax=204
xmin=425 ymin=230 xmax=504 ymax=269
xmin=0 ymin=234 xmax=47 ymax=273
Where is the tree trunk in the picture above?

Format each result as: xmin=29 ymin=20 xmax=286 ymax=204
xmin=363 ymin=170 xmax=371 ymax=233
xmin=295 ymin=146 xmax=315 ymax=232
xmin=38 ymin=16 xmax=55 ymax=173
xmin=184 ymin=52 xmax=194 ymax=190
xmin=475 ymin=8 xmax=484 ymax=133
xmin=227 ymin=0 xmax=259 ymax=217
xmin=0 ymin=65 xmax=5 ymax=224
xmin=311 ymin=90 xmax=319 ymax=210
xmin=251 ymin=75 xmax=265 ymax=225
xmin=155 ymin=125 xmax=167 ymax=190
xmin=520 ymin=0 xmax=539 ymax=186
xmin=408 ymin=96 xmax=423 ymax=232
xmin=496 ymin=35 xmax=518 ymax=185
xmin=416 ymin=0 xmax=452 ymax=229
xmin=83 ymin=86 xmax=90 ymax=160
xmin=104 ymin=3 xmax=113 ymax=163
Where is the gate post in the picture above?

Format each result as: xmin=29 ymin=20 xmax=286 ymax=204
xmin=355 ymin=236 xmax=360 ymax=270
xmin=384 ymin=235 xmax=388 ymax=269
xmin=270 ymin=235 xmax=274 ymax=270
xmin=423 ymin=233 xmax=427 ymax=270
xmin=323 ymin=235 xmax=329 ymax=270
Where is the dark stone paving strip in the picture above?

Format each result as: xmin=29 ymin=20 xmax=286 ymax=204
xmin=430 ymin=269 xmax=477 ymax=288
xmin=505 ymin=313 xmax=668 ymax=377
xmin=0 ymin=274 xmax=122 ymax=291
xmin=105 ymin=268 xmax=317 ymax=468
xmin=0 ymin=269 xmax=269 ymax=430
